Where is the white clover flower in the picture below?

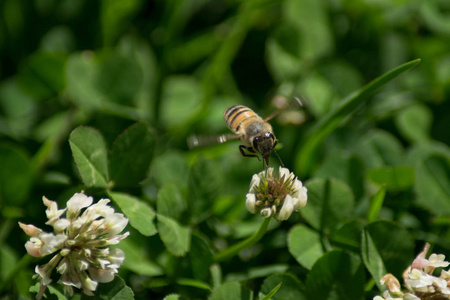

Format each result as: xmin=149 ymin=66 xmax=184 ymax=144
xmin=376 ymin=243 xmax=450 ymax=300
xmin=245 ymin=167 xmax=307 ymax=221
xmin=405 ymin=269 xmax=435 ymax=289
xmin=403 ymin=293 xmax=420 ymax=300
xmin=19 ymin=192 xmax=129 ymax=299
xmin=429 ymin=253 xmax=449 ymax=267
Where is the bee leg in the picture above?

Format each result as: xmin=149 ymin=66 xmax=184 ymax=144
xmin=239 ymin=145 xmax=261 ymax=161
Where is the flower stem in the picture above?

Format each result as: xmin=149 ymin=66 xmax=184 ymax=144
xmin=213 ymin=217 xmax=271 ymax=262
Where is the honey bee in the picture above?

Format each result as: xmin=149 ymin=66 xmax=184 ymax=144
xmin=223 ymin=105 xmax=283 ymax=168
xmin=188 ymin=104 xmax=285 ymax=169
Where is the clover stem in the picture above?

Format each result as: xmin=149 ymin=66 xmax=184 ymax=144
xmin=213 ymin=217 xmax=271 ymax=262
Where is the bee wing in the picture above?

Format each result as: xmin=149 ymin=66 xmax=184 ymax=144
xmin=187 ymin=134 xmax=240 ymax=149
xmin=265 ymin=95 xmax=308 ymax=125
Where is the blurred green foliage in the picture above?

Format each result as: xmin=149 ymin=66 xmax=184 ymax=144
xmin=1 ymin=0 xmax=450 ymax=299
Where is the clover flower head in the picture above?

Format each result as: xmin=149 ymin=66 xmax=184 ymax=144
xmin=245 ymin=167 xmax=307 ymax=221
xmin=375 ymin=243 xmax=450 ymax=300
xmin=19 ymin=192 xmax=129 ymax=299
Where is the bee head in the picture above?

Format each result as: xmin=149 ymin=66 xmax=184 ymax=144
xmin=253 ymin=132 xmax=276 ymax=159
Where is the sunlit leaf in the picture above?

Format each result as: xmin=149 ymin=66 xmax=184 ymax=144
xmin=119 ymin=239 xmax=164 ymax=276
xmin=157 ymin=214 xmax=190 ymax=257
xmin=367 ymin=185 xmax=386 ymax=222
xmin=361 ymin=226 xmax=387 ymax=292
xmin=164 ymin=295 xmax=181 ymax=300
xmin=69 ymin=126 xmax=109 ymax=188
xmin=109 ymin=191 xmax=157 ymax=236
xmin=288 ymin=225 xmax=323 ymax=270
xmin=30 ymin=283 xmax=67 ymax=300
xmin=157 ymin=183 xmax=188 ymax=222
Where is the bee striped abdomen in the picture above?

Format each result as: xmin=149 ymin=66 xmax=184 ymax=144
xmin=224 ymin=105 xmax=259 ymax=133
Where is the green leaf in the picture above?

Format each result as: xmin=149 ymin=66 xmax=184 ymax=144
xmin=297 ymin=72 xmax=334 ymax=117
xmin=367 ymin=186 xmax=386 ymax=222
xmin=65 ymin=53 xmax=105 ymax=109
xmin=283 ymin=0 xmax=333 ymax=61
xmin=314 ymin=152 xmax=365 ymax=201
xmin=295 ymin=59 xmax=421 ymax=176
xmin=164 ymin=295 xmax=181 ymax=300
xmin=109 ymin=191 xmax=157 ymax=236
xmin=150 ymin=151 xmax=189 ymax=187
xmin=226 ymin=264 xmax=289 ymax=282
xmin=209 ymin=281 xmax=251 ymax=300
xmin=305 ymin=250 xmax=365 ymax=300
xmin=0 ymin=78 xmax=37 ymax=138
xmin=160 ymin=76 xmax=202 ymax=131
xmin=0 ymin=245 xmax=18 ymax=284
xmin=157 ymin=214 xmax=190 ymax=257
xmin=302 ymin=178 xmax=354 ymax=233
xmin=69 ymin=126 xmax=109 ymax=188
xmin=331 ymin=219 xmax=365 ymax=251
xmin=421 ymin=1 xmax=450 ymax=36
xmin=17 ymin=52 xmax=66 ymax=100
xmin=260 ymin=274 xmax=305 ymax=300
xmin=417 ymin=154 xmax=450 ymax=214
xmin=288 ymin=225 xmax=323 ymax=270
xmin=367 ymin=166 xmax=415 ymax=192
xmin=30 ymin=283 xmax=67 ymax=300
xmin=119 ymin=239 xmax=164 ymax=276
xmin=355 ymin=130 xmax=405 ymax=169
xmin=176 ymin=278 xmax=211 ymax=291
xmin=408 ymin=143 xmax=450 ymax=214
xmin=266 ymin=24 xmax=304 ymax=81
xmin=88 ymin=276 xmax=134 ymax=299
xmin=362 ymin=221 xmax=414 ymax=280
xmin=261 ymin=283 xmax=282 ymax=300
xmin=157 ymin=183 xmax=188 ymax=222
xmin=188 ymin=156 xmax=222 ymax=223
xmin=361 ymin=227 xmax=387 ymax=292
xmin=0 ymin=145 xmax=34 ymax=205
xmin=110 ymin=122 xmax=155 ymax=187
xmin=190 ymin=234 xmax=213 ymax=282
xmin=101 ymin=0 xmax=143 ymax=46
xmin=395 ymin=103 xmax=432 ymax=143
xmin=95 ymin=51 xmax=143 ymax=104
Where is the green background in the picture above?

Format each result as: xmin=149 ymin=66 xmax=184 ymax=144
xmin=0 ymin=0 xmax=450 ymax=299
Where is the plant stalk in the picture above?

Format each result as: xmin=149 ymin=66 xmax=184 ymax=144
xmin=213 ymin=217 xmax=271 ymax=262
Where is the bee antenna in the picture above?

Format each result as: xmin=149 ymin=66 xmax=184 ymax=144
xmin=273 ymin=150 xmax=284 ymax=167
